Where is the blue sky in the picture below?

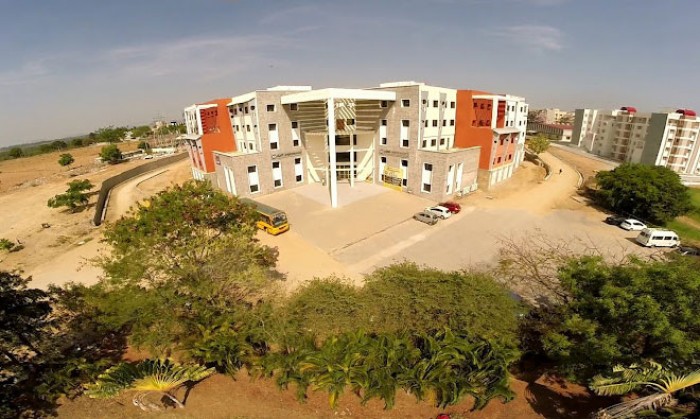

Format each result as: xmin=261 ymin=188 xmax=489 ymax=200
xmin=1 ymin=0 xmax=699 ymax=146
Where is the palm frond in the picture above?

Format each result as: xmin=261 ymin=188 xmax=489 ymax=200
xmin=86 ymin=359 xmax=214 ymax=399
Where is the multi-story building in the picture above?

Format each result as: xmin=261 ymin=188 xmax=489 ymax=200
xmin=187 ymin=82 xmax=528 ymax=207
xmin=527 ymin=122 xmax=573 ymax=143
xmin=530 ymin=108 xmax=574 ymax=124
xmin=183 ymin=98 xmax=236 ymax=181
xmin=454 ymin=91 xmax=528 ymax=188
xmin=572 ymin=107 xmax=700 ymax=177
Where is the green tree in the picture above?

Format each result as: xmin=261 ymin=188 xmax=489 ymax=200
xmin=89 ymin=181 xmax=278 ymax=356
xmin=70 ymin=138 xmax=84 ymax=148
xmin=51 ymin=140 xmax=68 ymax=150
xmin=93 ymin=126 xmax=128 ymax=143
xmin=99 ymin=143 xmax=122 ymax=163
xmin=0 ymin=272 xmax=117 ymax=418
xmin=86 ymin=359 xmax=214 ymax=410
xmin=528 ymin=134 xmax=550 ymax=154
xmin=47 ymin=179 xmax=94 ymax=211
xmin=131 ymin=125 xmax=152 ymax=139
xmin=9 ymin=147 xmax=23 ymax=158
xmin=58 ymin=153 xmax=74 ymax=168
xmin=523 ymin=256 xmax=700 ymax=380
xmin=284 ymin=263 xmax=523 ymax=351
xmin=137 ymin=140 xmax=150 ymax=151
xmin=590 ymin=362 xmax=700 ymax=419
xmin=595 ymin=163 xmax=692 ymax=225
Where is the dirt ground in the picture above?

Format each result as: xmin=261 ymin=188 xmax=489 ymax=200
xmin=0 ymin=144 xmax=185 ymax=287
xmin=57 ymin=368 xmax=611 ymax=419
xmin=547 ymin=145 xmax=618 ymax=188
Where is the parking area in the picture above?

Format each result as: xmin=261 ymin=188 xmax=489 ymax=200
xmin=253 ymin=164 xmax=663 ymax=290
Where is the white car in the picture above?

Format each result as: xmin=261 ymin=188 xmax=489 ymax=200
xmin=620 ymin=219 xmax=647 ymax=231
xmin=426 ymin=206 xmax=452 ymax=219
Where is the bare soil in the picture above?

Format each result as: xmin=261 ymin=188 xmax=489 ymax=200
xmin=56 ymin=369 xmax=610 ymax=419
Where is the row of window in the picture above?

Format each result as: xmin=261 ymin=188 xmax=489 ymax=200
xmin=400 ymin=99 xmax=457 ymax=109
xmin=231 ymin=103 xmax=300 ymax=116
xmin=246 ymin=158 xmax=304 ymax=193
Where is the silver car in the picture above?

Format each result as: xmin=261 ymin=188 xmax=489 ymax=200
xmin=414 ymin=210 xmax=439 ymax=225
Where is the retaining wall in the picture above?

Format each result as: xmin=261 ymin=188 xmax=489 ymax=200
xmin=93 ymin=153 xmax=188 ymax=226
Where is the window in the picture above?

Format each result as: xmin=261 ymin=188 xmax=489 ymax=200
xmin=431 ymin=139 xmax=437 ymax=147
xmin=422 ymin=163 xmax=433 ymax=193
xmin=424 ymin=120 xmax=428 ymax=128
xmin=433 ymin=100 xmax=439 ymax=108
xmin=381 ymin=119 xmax=387 ymax=126
xmin=432 ymin=120 xmax=438 ymax=127
xmin=291 ymin=121 xmax=299 ymax=129
xmin=402 ymin=99 xmax=410 ymax=107
xmin=246 ymin=125 xmax=251 ymax=132
xmin=450 ymin=119 xmax=455 ymax=126
xmin=402 ymin=139 xmax=409 ymax=147
xmin=402 ymin=120 xmax=410 ymax=127
xmin=272 ymin=161 xmax=282 ymax=188
xmin=294 ymin=157 xmax=303 ymax=182
xmin=401 ymin=159 xmax=408 ymax=186
xmin=266 ymin=104 xmax=275 ymax=112
xmin=450 ymin=101 xmax=455 ymax=109
xmin=422 ymin=99 xmax=427 ymax=105
xmin=290 ymin=103 xmax=298 ymax=111
xmin=381 ymin=101 xmax=388 ymax=108
xmin=293 ymin=138 xmax=300 ymax=147
xmin=440 ymin=138 xmax=445 ymax=146
xmin=346 ymin=119 xmax=355 ymax=125
xmin=250 ymin=105 xmax=256 ymax=111
xmin=442 ymin=120 xmax=446 ymax=127
xmin=244 ymin=106 xmax=248 ymax=113
xmin=381 ymin=137 xmax=387 ymax=145
xmin=422 ymin=139 xmax=427 ymax=148
xmin=268 ymin=123 xmax=277 ymax=131
xmin=247 ymin=165 xmax=259 ymax=193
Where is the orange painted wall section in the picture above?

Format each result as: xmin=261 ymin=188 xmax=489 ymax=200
xmin=199 ymin=98 xmax=236 ymax=173
xmin=455 ymin=90 xmax=494 ymax=170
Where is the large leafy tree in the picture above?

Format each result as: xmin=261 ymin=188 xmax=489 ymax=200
xmin=523 ymin=256 xmax=700 ymax=380
xmin=90 ymin=181 xmax=278 ymax=357
xmin=47 ymin=179 xmax=94 ymax=212
xmin=99 ymin=144 xmax=122 ymax=163
xmin=1 ymin=272 xmax=121 ymax=418
xmin=284 ymin=263 xmax=523 ymax=351
xmin=595 ymin=163 xmax=692 ymax=225
xmin=527 ymin=134 xmax=550 ymax=154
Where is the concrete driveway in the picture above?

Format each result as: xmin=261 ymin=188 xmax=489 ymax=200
xmin=254 ymin=156 xmax=662 ymax=289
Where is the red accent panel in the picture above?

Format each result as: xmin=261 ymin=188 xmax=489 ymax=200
xmin=197 ymin=98 xmax=237 ymax=173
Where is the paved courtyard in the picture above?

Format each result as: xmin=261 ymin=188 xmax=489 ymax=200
xmin=254 ymin=156 xmax=661 ymax=289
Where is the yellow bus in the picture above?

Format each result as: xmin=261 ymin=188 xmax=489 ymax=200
xmin=241 ymin=198 xmax=290 ymax=235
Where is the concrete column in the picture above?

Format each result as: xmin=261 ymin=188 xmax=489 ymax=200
xmin=327 ymin=98 xmax=338 ymax=208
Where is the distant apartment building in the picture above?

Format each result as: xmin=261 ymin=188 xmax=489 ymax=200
xmin=527 ymin=122 xmax=573 ymax=143
xmin=531 ymin=108 xmax=574 ymax=124
xmin=183 ymin=98 xmax=236 ymax=181
xmin=572 ymin=107 xmax=700 ymax=177
xmin=184 ymin=82 xmax=528 ymax=207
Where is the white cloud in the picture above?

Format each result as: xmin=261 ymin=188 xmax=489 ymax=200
xmin=101 ymin=34 xmax=292 ymax=80
xmin=494 ymin=25 xmax=564 ymax=52
xmin=0 ymin=59 xmax=52 ymax=86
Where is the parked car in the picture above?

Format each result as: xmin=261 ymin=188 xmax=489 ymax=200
xmin=426 ymin=206 xmax=452 ymax=219
xmin=414 ymin=211 xmax=439 ymax=225
xmin=635 ymin=228 xmax=680 ymax=248
xmin=620 ymin=219 xmax=647 ymax=231
xmin=678 ymin=246 xmax=700 ymax=256
xmin=604 ymin=215 xmax=626 ymax=225
xmin=438 ymin=201 xmax=461 ymax=214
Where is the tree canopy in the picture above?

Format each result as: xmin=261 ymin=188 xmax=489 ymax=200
xmin=47 ymin=179 xmax=94 ymax=211
xmin=595 ymin=163 xmax=692 ymax=225
xmin=523 ymin=255 xmax=700 ymax=380
xmin=527 ymin=134 xmax=550 ymax=155
xmin=58 ymin=153 xmax=74 ymax=167
xmin=90 ymin=181 xmax=278 ymax=354
xmin=99 ymin=144 xmax=122 ymax=164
